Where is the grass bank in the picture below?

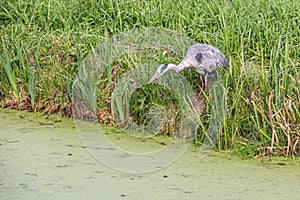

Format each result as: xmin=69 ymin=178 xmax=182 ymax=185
xmin=0 ymin=0 xmax=299 ymax=158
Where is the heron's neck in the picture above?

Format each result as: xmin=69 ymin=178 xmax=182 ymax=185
xmin=171 ymin=60 xmax=190 ymax=73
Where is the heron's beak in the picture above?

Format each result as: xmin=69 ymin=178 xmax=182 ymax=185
xmin=148 ymin=73 xmax=160 ymax=84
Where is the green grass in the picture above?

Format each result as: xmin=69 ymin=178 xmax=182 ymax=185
xmin=0 ymin=0 xmax=299 ymax=157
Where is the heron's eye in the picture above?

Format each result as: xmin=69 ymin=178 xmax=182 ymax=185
xmin=160 ymin=64 xmax=168 ymax=72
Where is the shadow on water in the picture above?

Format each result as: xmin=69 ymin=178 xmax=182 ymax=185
xmin=0 ymin=108 xmax=300 ymax=200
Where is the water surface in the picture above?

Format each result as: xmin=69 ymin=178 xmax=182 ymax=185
xmin=1 ymin=108 xmax=299 ymax=199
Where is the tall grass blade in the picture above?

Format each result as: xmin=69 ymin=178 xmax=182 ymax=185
xmin=0 ymin=39 xmax=19 ymax=98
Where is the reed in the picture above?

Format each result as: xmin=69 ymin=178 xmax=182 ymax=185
xmin=0 ymin=0 xmax=299 ymax=157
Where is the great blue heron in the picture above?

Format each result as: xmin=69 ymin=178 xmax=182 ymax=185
xmin=148 ymin=44 xmax=227 ymax=88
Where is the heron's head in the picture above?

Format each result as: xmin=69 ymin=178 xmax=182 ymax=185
xmin=148 ymin=64 xmax=177 ymax=84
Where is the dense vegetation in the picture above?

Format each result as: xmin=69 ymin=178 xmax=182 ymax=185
xmin=0 ymin=0 xmax=299 ymax=158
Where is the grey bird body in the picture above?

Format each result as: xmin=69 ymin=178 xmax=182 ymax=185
xmin=148 ymin=44 xmax=227 ymax=86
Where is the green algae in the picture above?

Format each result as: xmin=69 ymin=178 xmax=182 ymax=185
xmin=0 ymin=108 xmax=299 ymax=200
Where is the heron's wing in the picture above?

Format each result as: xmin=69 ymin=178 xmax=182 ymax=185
xmin=188 ymin=44 xmax=227 ymax=73
xmin=203 ymin=50 xmax=227 ymax=72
